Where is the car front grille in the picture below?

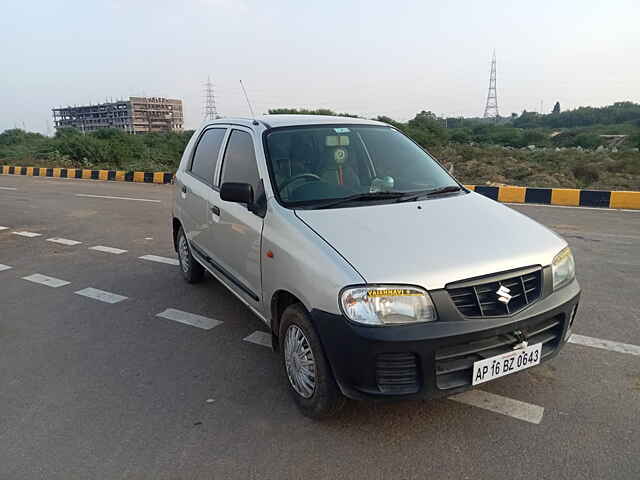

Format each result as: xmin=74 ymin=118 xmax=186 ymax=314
xmin=434 ymin=315 xmax=563 ymax=390
xmin=375 ymin=352 xmax=420 ymax=394
xmin=448 ymin=268 xmax=542 ymax=317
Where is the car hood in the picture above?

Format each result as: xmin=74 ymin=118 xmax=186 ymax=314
xmin=295 ymin=192 xmax=566 ymax=290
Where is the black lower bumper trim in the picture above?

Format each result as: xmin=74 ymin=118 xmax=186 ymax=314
xmin=309 ymin=279 xmax=580 ymax=401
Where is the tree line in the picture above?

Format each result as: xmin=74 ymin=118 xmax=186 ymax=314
xmin=0 ymin=127 xmax=192 ymax=171
xmin=269 ymin=103 xmax=640 ymax=150
xmin=1 ymin=101 xmax=639 ymax=172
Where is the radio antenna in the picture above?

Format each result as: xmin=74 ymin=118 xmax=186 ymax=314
xmin=239 ymin=80 xmax=256 ymax=120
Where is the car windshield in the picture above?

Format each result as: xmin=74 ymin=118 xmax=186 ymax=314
xmin=264 ymin=125 xmax=460 ymax=208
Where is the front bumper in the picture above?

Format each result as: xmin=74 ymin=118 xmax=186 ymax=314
xmin=310 ymin=278 xmax=580 ymax=400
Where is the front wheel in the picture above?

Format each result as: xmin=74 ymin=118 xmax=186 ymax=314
xmin=279 ymin=304 xmax=345 ymax=419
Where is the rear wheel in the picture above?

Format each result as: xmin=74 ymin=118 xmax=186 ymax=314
xmin=177 ymin=227 xmax=204 ymax=283
xmin=279 ymin=304 xmax=345 ymax=419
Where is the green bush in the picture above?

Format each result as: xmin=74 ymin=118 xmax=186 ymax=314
xmin=572 ymin=163 xmax=600 ymax=186
xmin=573 ymin=133 xmax=603 ymax=149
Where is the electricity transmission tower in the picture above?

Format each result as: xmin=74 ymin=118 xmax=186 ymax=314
xmin=483 ymin=50 xmax=500 ymax=120
xmin=203 ymin=76 xmax=218 ymax=121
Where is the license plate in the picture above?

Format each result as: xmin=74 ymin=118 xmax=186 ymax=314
xmin=472 ymin=343 xmax=542 ymax=386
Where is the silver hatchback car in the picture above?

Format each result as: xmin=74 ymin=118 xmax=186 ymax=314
xmin=172 ymin=115 xmax=580 ymax=418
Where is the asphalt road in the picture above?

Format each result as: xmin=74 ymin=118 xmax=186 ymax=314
xmin=1 ymin=175 xmax=639 ymax=480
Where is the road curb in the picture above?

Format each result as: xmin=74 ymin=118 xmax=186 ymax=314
xmin=464 ymin=185 xmax=640 ymax=210
xmin=1 ymin=165 xmax=173 ymax=184
xmin=2 ymin=165 xmax=638 ymax=209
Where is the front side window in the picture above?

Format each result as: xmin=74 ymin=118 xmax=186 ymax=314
xmin=190 ymin=128 xmax=226 ymax=183
xmin=220 ymin=130 xmax=260 ymax=194
xmin=264 ymin=125 xmax=459 ymax=208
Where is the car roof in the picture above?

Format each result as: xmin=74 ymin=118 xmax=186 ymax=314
xmin=202 ymin=114 xmax=387 ymax=129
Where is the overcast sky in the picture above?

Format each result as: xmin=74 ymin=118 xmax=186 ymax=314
xmin=1 ymin=0 xmax=639 ymax=134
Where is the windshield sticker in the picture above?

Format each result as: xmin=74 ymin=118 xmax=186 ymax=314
xmin=334 ymin=148 xmax=347 ymax=164
xmin=333 ymin=127 xmax=350 ymax=133
xmin=368 ymin=289 xmax=421 ymax=297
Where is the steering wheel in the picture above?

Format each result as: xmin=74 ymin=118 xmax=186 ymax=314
xmin=277 ymin=173 xmax=322 ymax=194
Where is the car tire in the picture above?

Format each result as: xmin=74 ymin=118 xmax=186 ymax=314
xmin=279 ymin=303 xmax=345 ymax=419
xmin=176 ymin=226 xmax=204 ymax=284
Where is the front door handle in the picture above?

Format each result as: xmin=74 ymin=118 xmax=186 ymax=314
xmin=210 ymin=205 xmax=220 ymax=216
xmin=181 ymin=185 xmax=187 ymax=194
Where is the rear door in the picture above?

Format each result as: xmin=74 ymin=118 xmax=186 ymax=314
xmin=178 ymin=126 xmax=227 ymax=250
xmin=203 ymin=128 xmax=264 ymax=310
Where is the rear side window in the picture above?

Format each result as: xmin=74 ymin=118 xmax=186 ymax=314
xmin=190 ymin=128 xmax=226 ymax=183
xmin=220 ymin=130 xmax=259 ymax=193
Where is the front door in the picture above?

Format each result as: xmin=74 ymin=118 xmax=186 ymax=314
xmin=204 ymin=128 xmax=264 ymax=311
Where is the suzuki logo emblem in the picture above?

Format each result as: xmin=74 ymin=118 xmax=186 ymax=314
xmin=496 ymin=285 xmax=512 ymax=305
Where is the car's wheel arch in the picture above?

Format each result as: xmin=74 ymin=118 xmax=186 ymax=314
xmin=270 ymin=290 xmax=310 ymax=350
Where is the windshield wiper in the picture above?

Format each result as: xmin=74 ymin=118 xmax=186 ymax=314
xmin=298 ymin=186 xmax=463 ymax=209
xmin=394 ymin=185 xmax=462 ymax=203
xmin=306 ymin=191 xmax=408 ymax=209
xmin=425 ymin=185 xmax=463 ymax=196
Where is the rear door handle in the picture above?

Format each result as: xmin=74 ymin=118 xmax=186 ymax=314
xmin=210 ymin=205 xmax=220 ymax=216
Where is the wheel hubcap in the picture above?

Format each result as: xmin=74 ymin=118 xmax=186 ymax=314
xmin=178 ymin=234 xmax=191 ymax=273
xmin=284 ymin=325 xmax=316 ymax=398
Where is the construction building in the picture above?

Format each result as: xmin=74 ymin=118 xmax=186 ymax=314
xmin=52 ymin=97 xmax=184 ymax=134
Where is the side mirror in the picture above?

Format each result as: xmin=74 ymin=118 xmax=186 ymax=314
xmin=220 ymin=182 xmax=254 ymax=205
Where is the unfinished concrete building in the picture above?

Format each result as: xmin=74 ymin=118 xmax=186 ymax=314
xmin=52 ymin=97 xmax=184 ymax=134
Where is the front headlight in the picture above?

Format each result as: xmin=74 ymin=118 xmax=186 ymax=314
xmin=340 ymin=285 xmax=437 ymax=326
xmin=552 ymin=247 xmax=575 ymax=290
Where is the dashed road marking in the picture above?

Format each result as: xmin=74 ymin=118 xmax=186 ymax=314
xmin=0 ymin=186 xmax=17 ymax=191
xmin=47 ymin=237 xmax=83 ymax=246
xmin=89 ymin=245 xmax=127 ymax=255
xmin=22 ymin=273 xmax=70 ymax=288
xmin=450 ymin=390 xmax=545 ymax=424
xmin=75 ymin=287 xmax=128 ymax=304
xmin=75 ymin=193 xmax=162 ymax=203
xmin=12 ymin=231 xmax=42 ymax=238
xmin=0 ymin=264 xmax=12 ymax=272
xmin=243 ymin=331 xmax=272 ymax=348
xmin=569 ymin=334 xmax=640 ymax=357
xmin=156 ymin=308 xmax=222 ymax=330
xmin=0 ymin=226 xmax=8 ymax=231
xmin=139 ymin=255 xmax=179 ymax=266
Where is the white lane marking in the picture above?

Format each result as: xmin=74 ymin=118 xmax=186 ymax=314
xmin=0 ymin=186 xmax=17 ymax=191
xmin=75 ymin=193 xmax=161 ymax=203
xmin=506 ymin=202 xmax=640 ymax=213
xmin=12 ymin=231 xmax=42 ymax=238
xmin=243 ymin=331 xmax=272 ymax=348
xmin=569 ymin=334 xmax=640 ymax=357
xmin=156 ymin=308 xmax=222 ymax=330
xmin=450 ymin=390 xmax=544 ymax=425
xmin=0 ymin=226 xmax=8 ymax=231
xmin=75 ymin=287 xmax=128 ymax=304
xmin=139 ymin=255 xmax=179 ymax=266
xmin=89 ymin=245 xmax=127 ymax=254
xmin=0 ymin=264 xmax=12 ymax=272
xmin=22 ymin=273 xmax=70 ymax=288
xmin=47 ymin=237 xmax=83 ymax=246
